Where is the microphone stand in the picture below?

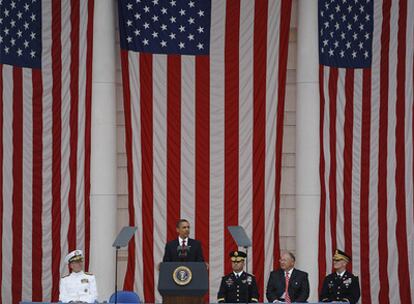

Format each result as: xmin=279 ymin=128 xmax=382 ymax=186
xmin=178 ymin=244 xmax=190 ymax=262
xmin=244 ymin=246 xmax=249 ymax=274
xmin=112 ymin=226 xmax=138 ymax=304
xmin=244 ymin=246 xmax=249 ymax=304
xmin=114 ymin=246 xmax=120 ymax=304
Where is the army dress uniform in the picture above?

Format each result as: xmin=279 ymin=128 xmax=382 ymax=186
xmin=320 ymin=271 xmax=360 ymax=304
xmin=320 ymin=249 xmax=360 ymax=304
xmin=217 ymin=271 xmax=259 ymax=303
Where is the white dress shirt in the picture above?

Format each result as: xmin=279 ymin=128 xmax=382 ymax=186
xmin=59 ymin=271 xmax=98 ymax=303
xmin=336 ymin=270 xmax=346 ymax=278
xmin=178 ymin=236 xmax=189 ymax=246
xmin=285 ymin=268 xmax=294 ymax=278
xmin=279 ymin=268 xmax=294 ymax=301
xmin=233 ymin=271 xmax=244 ymax=278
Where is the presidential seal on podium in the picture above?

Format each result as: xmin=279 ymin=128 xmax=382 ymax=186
xmin=172 ymin=265 xmax=193 ymax=286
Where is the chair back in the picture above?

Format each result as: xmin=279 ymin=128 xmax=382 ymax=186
xmin=109 ymin=290 xmax=141 ymax=303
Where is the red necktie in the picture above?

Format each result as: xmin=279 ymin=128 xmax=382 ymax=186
xmin=181 ymin=240 xmax=187 ymax=256
xmin=285 ymin=272 xmax=291 ymax=304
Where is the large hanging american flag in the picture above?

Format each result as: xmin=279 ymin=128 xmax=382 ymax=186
xmin=118 ymin=0 xmax=292 ymax=301
xmin=0 ymin=0 xmax=94 ymax=303
xmin=318 ymin=0 xmax=414 ymax=303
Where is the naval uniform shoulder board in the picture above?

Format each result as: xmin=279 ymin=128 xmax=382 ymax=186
xmin=84 ymin=272 xmax=94 ymax=276
xmin=61 ymin=273 xmax=70 ymax=279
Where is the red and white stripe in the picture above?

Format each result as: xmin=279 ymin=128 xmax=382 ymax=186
xmin=0 ymin=1 xmax=94 ymax=303
xmin=318 ymin=0 xmax=414 ymax=303
xmin=120 ymin=0 xmax=292 ymax=301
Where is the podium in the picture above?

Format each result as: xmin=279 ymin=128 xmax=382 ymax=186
xmin=158 ymin=262 xmax=208 ymax=304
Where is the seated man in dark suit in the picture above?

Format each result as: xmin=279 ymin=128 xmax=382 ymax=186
xmin=266 ymin=251 xmax=310 ymax=303
xmin=162 ymin=219 xmax=204 ymax=262
xmin=319 ymin=249 xmax=360 ymax=304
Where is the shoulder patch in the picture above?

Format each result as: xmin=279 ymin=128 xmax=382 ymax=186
xmin=61 ymin=273 xmax=70 ymax=279
xmin=84 ymin=272 xmax=93 ymax=275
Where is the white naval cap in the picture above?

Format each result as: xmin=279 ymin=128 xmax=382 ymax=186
xmin=64 ymin=249 xmax=84 ymax=264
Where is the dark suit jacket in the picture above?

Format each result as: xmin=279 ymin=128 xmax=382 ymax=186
xmin=266 ymin=268 xmax=310 ymax=303
xmin=162 ymin=238 xmax=204 ymax=262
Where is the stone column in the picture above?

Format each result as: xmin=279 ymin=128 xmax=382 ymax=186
xmin=295 ymin=0 xmax=320 ymax=301
xmin=90 ymin=0 xmax=118 ymax=301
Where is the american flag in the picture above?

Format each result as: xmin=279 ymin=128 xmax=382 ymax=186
xmin=0 ymin=0 xmax=94 ymax=303
xmin=318 ymin=0 xmax=414 ymax=303
xmin=118 ymin=0 xmax=292 ymax=301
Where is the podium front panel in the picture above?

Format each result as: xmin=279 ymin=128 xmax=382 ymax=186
xmin=158 ymin=262 xmax=208 ymax=296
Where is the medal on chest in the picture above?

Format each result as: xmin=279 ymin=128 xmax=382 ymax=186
xmin=343 ymin=277 xmax=352 ymax=287
xmin=225 ymin=277 xmax=234 ymax=287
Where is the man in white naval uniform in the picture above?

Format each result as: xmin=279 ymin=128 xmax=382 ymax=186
xmin=59 ymin=250 xmax=98 ymax=303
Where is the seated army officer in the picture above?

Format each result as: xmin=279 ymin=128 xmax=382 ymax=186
xmin=319 ymin=249 xmax=361 ymax=304
xmin=217 ymin=251 xmax=259 ymax=303
xmin=59 ymin=250 xmax=98 ymax=303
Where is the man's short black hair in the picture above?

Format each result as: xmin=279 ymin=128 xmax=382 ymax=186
xmin=176 ymin=219 xmax=189 ymax=228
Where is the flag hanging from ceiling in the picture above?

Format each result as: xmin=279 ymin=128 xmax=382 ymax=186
xmin=118 ymin=0 xmax=292 ymax=301
xmin=0 ymin=0 xmax=94 ymax=303
xmin=318 ymin=0 xmax=414 ymax=303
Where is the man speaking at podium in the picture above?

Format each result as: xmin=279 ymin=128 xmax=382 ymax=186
xmin=162 ymin=219 xmax=205 ymax=262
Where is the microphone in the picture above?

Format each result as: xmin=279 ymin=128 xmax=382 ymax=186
xmin=177 ymin=244 xmax=190 ymax=258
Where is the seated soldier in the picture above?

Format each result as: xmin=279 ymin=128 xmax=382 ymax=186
xmin=319 ymin=249 xmax=361 ymax=304
xmin=217 ymin=251 xmax=259 ymax=303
